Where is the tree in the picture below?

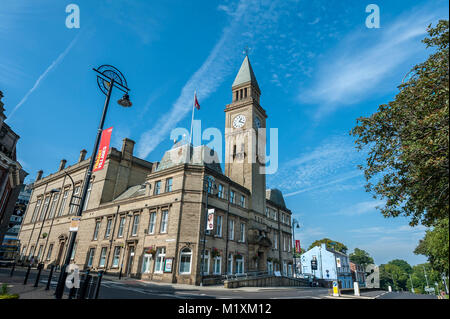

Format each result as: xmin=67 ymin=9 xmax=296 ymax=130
xmin=379 ymin=260 xmax=412 ymax=291
xmin=308 ymin=238 xmax=348 ymax=254
xmin=414 ymin=218 xmax=449 ymax=275
xmin=350 ymin=20 xmax=449 ymax=227
xmin=349 ymin=248 xmax=374 ymax=268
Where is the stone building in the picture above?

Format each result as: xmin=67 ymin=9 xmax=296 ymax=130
xmin=18 ymin=56 xmax=294 ymax=285
xmin=0 ymin=91 xmax=28 ymax=252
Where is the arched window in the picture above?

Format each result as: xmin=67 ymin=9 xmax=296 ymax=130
xmin=179 ymin=248 xmax=192 ymax=274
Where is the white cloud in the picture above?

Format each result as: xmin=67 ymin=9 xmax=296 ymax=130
xmin=299 ymin=6 xmax=443 ymax=118
xmin=330 ymin=200 xmax=385 ymax=216
xmin=268 ymin=135 xmax=365 ymax=197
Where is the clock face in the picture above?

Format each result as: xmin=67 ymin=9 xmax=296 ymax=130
xmin=233 ymin=114 xmax=246 ymax=128
xmin=255 ymin=116 xmax=261 ymax=128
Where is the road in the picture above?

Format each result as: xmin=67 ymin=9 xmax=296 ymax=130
xmin=0 ymin=267 xmax=441 ymax=299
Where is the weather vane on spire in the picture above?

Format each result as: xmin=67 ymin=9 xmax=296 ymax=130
xmin=243 ymin=46 xmax=251 ymax=56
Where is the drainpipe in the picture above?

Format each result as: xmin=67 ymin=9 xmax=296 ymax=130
xmin=224 ymin=180 xmax=231 ymax=275
xmin=277 ymin=207 xmax=282 ymax=275
xmin=105 ymin=205 xmax=120 ymax=272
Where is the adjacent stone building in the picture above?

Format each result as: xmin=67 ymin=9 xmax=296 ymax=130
xmin=18 ymin=56 xmax=294 ymax=285
xmin=0 ymin=91 xmax=28 ymax=254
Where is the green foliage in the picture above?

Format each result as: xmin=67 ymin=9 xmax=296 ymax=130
xmin=350 ymin=20 xmax=449 ymax=227
xmin=379 ymin=260 xmax=412 ymax=291
xmin=0 ymin=283 xmax=19 ymax=299
xmin=407 ymin=263 xmax=447 ymax=294
xmin=414 ymin=218 xmax=449 ymax=275
xmin=307 ymin=238 xmax=348 ymax=254
xmin=349 ymin=248 xmax=374 ymax=268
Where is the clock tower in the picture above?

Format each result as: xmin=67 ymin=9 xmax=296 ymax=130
xmin=225 ymin=56 xmax=267 ymax=214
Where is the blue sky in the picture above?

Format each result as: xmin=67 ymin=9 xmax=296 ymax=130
xmin=1 ymin=0 xmax=448 ymax=265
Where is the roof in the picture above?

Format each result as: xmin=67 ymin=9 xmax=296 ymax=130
xmin=232 ymin=56 xmax=260 ymax=91
xmin=114 ymin=184 xmax=147 ymax=201
xmin=265 ymin=188 xmax=286 ymax=208
xmin=156 ymin=142 xmax=222 ymax=173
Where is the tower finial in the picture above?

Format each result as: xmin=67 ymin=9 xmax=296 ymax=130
xmin=242 ymin=46 xmax=251 ymax=56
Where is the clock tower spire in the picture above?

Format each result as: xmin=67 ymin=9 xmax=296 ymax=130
xmin=224 ymin=55 xmax=267 ymax=214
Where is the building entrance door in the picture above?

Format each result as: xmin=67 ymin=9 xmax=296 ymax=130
xmin=55 ymin=242 xmax=65 ymax=266
xmin=126 ymin=246 xmax=135 ymax=276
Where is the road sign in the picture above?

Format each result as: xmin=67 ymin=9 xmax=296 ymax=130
xmin=69 ymin=217 xmax=81 ymax=232
xmin=425 ymin=287 xmax=435 ymax=293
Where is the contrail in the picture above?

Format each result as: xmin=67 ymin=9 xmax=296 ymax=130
xmin=7 ymin=33 xmax=81 ymax=119
xmin=136 ymin=0 xmax=255 ymax=159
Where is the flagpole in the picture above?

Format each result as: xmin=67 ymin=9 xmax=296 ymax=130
xmin=189 ymin=91 xmax=196 ymax=146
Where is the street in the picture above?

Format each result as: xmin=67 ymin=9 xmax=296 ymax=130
xmin=0 ymin=267 xmax=441 ymax=300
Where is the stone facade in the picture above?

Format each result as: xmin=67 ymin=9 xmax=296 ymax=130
xmin=0 ymin=91 xmax=28 ymax=251
xmin=17 ymin=57 xmax=294 ymax=285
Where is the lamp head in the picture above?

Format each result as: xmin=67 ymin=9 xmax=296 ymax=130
xmin=118 ymin=93 xmax=132 ymax=107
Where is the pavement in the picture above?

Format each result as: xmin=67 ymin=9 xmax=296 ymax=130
xmin=0 ymin=267 xmax=444 ymax=299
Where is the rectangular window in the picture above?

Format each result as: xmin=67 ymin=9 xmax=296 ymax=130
xmin=154 ymin=247 xmax=165 ymax=273
xmin=71 ymin=242 xmax=77 ymax=260
xmin=283 ymin=236 xmax=286 ymax=251
xmin=202 ymin=250 xmax=210 ymax=275
xmin=274 ymin=233 xmax=278 ymax=249
xmin=46 ymin=244 xmax=53 ymax=261
xmin=244 ymin=87 xmax=247 ymax=98
xmin=87 ymin=248 xmax=95 ymax=267
xmin=148 ymin=212 xmax=156 ymax=234
xmin=132 ymin=214 xmax=140 ymax=236
xmin=228 ymin=220 xmax=234 ymax=240
xmin=165 ymin=178 xmax=173 ymax=192
xmin=105 ymin=219 xmax=112 ymax=238
xmin=217 ymin=184 xmax=223 ymax=199
xmin=160 ymin=210 xmax=168 ymax=233
xmin=216 ymin=215 xmax=222 ymax=237
xmin=99 ymin=247 xmax=107 ymax=267
xmin=230 ymin=190 xmax=235 ymax=204
xmin=112 ymin=247 xmax=121 ymax=267
xmin=117 ymin=217 xmax=125 ymax=238
xmin=29 ymin=246 xmax=34 ymax=259
xmin=213 ymin=257 xmax=222 ymax=275
xmin=154 ymin=181 xmax=161 ymax=195
xmin=93 ymin=221 xmax=101 ymax=240
xmin=227 ymin=254 xmax=233 ymax=274
xmin=83 ymin=182 xmax=92 ymax=211
xmin=240 ymin=223 xmax=245 ymax=243
xmin=240 ymin=195 xmax=245 ymax=208
xmin=37 ymin=245 xmax=43 ymax=260
xmin=69 ymin=186 xmax=80 ymax=214
xmin=32 ymin=199 xmax=42 ymax=222
xmin=39 ymin=197 xmax=50 ymax=221
xmin=235 ymin=256 xmax=244 ymax=274
xmin=266 ymin=207 xmax=270 ymax=218
xmin=48 ymin=193 xmax=59 ymax=219
xmin=57 ymin=190 xmax=68 ymax=217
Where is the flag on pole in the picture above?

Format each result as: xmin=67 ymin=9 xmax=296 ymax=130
xmin=194 ymin=92 xmax=200 ymax=110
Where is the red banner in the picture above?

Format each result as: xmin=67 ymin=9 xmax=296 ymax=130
xmin=295 ymin=240 xmax=301 ymax=253
xmin=93 ymin=127 xmax=113 ymax=172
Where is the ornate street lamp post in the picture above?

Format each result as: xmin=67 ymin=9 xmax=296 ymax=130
xmin=54 ymin=65 xmax=132 ymax=299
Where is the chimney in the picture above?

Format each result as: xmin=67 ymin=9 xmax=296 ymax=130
xmin=58 ymin=159 xmax=67 ymax=171
xmin=79 ymin=149 xmax=87 ymax=162
xmin=36 ymin=170 xmax=43 ymax=181
xmin=121 ymin=138 xmax=135 ymax=161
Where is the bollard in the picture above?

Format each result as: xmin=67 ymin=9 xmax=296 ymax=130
xmin=23 ymin=264 xmax=31 ymax=285
xmin=118 ymin=267 xmax=122 ymax=280
xmin=88 ymin=276 xmax=98 ymax=299
xmin=46 ymin=265 xmax=55 ymax=290
xmin=54 ymin=264 xmax=68 ymax=299
xmin=78 ymin=272 xmax=92 ymax=299
xmin=354 ymin=282 xmax=360 ymax=296
xmin=388 ymin=285 xmax=392 ymax=292
xmin=34 ymin=263 xmax=43 ymax=287
xmin=10 ymin=262 xmax=16 ymax=277
xmin=68 ymin=286 xmax=77 ymax=299
xmin=94 ymin=271 xmax=104 ymax=299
